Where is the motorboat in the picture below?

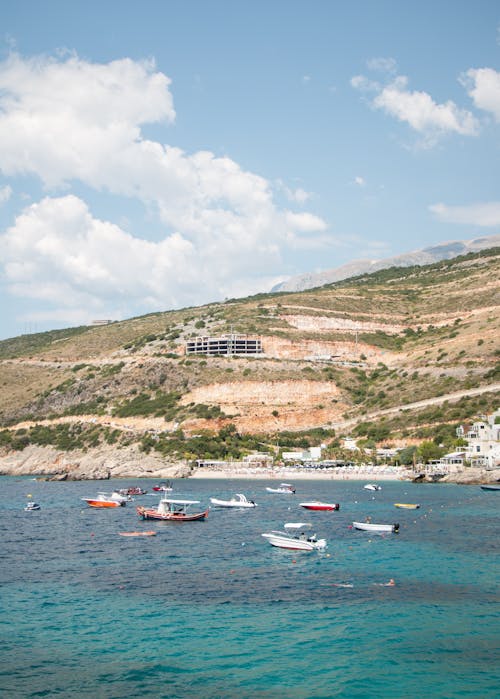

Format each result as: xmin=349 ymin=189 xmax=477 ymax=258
xmin=117 ymin=486 xmax=148 ymax=496
xmin=24 ymin=502 xmax=41 ymax=511
xmin=266 ymin=483 xmax=296 ymax=494
xmin=394 ymin=503 xmax=420 ymax=509
xmin=262 ymin=523 xmax=327 ymax=551
xmin=480 ymin=485 xmax=500 ymax=491
xmin=136 ymin=498 xmax=208 ymax=521
xmin=364 ymin=484 xmax=381 ymax=491
xmin=152 ymin=481 xmax=173 ymax=492
xmin=81 ymin=492 xmax=126 ymax=508
xmin=352 ymin=521 xmax=399 ymax=533
xmin=210 ymin=493 xmax=257 ymax=508
xmin=300 ymin=501 xmax=340 ymax=511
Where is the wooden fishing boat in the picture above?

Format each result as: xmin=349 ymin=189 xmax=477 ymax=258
xmin=394 ymin=503 xmax=420 ymax=509
xmin=480 ymin=485 xmax=500 ymax=491
xmin=136 ymin=498 xmax=208 ymax=521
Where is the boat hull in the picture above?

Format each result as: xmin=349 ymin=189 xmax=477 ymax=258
xmin=352 ymin=521 xmax=399 ymax=533
xmin=480 ymin=485 xmax=500 ymax=491
xmin=262 ymin=533 xmax=326 ymax=551
xmin=82 ymin=499 xmax=121 ymax=508
xmin=210 ymin=498 xmax=256 ymax=508
xmin=300 ymin=502 xmax=339 ymax=511
xmin=136 ymin=506 xmax=208 ymax=521
xmin=394 ymin=503 xmax=420 ymax=509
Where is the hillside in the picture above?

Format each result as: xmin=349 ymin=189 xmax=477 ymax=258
xmin=0 ymin=248 xmax=499 ymax=471
xmin=273 ymin=233 xmax=500 ymax=292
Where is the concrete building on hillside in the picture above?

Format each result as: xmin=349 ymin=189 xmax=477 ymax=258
xmin=186 ymin=334 xmax=263 ymax=357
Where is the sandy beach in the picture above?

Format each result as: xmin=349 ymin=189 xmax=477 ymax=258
xmin=190 ymin=465 xmax=409 ymax=481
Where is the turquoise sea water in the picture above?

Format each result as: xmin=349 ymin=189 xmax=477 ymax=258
xmin=1 ymin=477 xmax=498 ymax=698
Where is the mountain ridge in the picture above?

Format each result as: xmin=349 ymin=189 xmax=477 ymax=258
xmin=272 ymin=233 xmax=500 ymax=292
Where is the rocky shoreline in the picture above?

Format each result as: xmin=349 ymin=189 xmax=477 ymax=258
xmin=0 ymin=444 xmax=499 ymax=485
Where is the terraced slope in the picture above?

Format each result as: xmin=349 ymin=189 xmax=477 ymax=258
xmin=0 ymin=248 xmax=498 ymax=461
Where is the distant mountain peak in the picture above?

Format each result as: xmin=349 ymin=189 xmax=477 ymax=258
xmin=272 ymin=234 xmax=500 ymax=292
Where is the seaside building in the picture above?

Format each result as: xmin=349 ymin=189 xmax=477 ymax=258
xmin=430 ymin=408 xmax=500 ymax=471
xmin=186 ymin=334 xmax=263 ymax=357
xmin=456 ymin=409 xmax=500 ymax=468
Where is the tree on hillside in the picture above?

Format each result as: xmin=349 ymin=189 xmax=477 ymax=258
xmin=417 ymin=441 xmax=445 ymax=464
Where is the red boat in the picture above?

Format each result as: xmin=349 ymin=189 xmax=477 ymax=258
xmin=299 ymin=501 xmax=340 ymax=511
xmin=152 ymin=481 xmax=173 ymax=492
xmin=136 ymin=498 xmax=208 ymax=522
xmin=118 ymin=487 xmax=148 ymax=496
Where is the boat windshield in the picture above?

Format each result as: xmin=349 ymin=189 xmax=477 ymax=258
xmin=284 ymin=522 xmax=312 ymax=530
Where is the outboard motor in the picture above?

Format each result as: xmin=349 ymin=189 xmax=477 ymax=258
xmin=394 ymin=523 xmax=400 ymax=533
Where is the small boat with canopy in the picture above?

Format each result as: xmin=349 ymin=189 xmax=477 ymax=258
xmin=136 ymin=498 xmax=208 ymax=521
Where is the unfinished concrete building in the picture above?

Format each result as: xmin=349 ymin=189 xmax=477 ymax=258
xmin=186 ymin=334 xmax=263 ymax=357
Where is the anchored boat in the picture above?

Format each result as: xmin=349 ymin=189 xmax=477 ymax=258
xmin=210 ymin=493 xmax=257 ymax=508
xmin=262 ymin=523 xmax=327 ymax=551
xmin=300 ymin=501 xmax=340 ymax=511
xmin=81 ymin=492 xmax=126 ymax=508
xmin=352 ymin=521 xmax=399 ymax=533
xmin=136 ymin=498 xmax=208 ymax=521
xmin=266 ymin=483 xmax=296 ymax=494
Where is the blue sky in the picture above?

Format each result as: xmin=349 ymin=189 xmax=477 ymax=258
xmin=0 ymin=0 xmax=499 ymax=340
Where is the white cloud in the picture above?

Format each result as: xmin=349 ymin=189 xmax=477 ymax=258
xmin=0 ymin=185 xmax=12 ymax=204
xmin=0 ymin=52 xmax=329 ymax=322
xmin=373 ymin=76 xmax=478 ymax=137
xmin=354 ymin=176 xmax=365 ymax=186
xmin=0 ymin=195 xmax=326 ymax=322
xmin=352 ymin=69 xmax=479 ymax=143
xmin=461 ymin=67 xmax=500 ymax=122
xmin=366 ymin=57 xmax=398 ymax=75
xmin=276 ymin=179 xmax=312 ymax=203
xmin=430 ymin=201 xmax=500 ymax=227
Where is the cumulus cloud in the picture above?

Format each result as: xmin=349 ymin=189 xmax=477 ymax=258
xmin=429 ymin=201 xmax=500 ymax=227
xmin=0 ymin=52 xmax=329 ymax=323
xmin=352 ymin=66 xmax=479 ymax=144
xmin=461 ymin=67 xmax=500 ymax=122
xmin=0 ymin=195 xmax=323 ymax=322
xmin=354 ymin=176 xmax=365 ymax=186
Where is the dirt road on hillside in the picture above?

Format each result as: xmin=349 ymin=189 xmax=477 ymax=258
xmin=328 ymin=382 xmax=500 ymax=432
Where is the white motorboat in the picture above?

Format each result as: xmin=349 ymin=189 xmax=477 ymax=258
xmin=364 ymin=484 xmax=381 ymax=491
xmin=266 ymin=483 xmax=296 ymax=494
xmin=210 ymin=493 xmax=257 ymax=508
xmin=24 ymin=501 xmax=41 ymax=511
xmin=352 ymin=521 xmax=399 ymax=533
xmin=262 ymin=523 xmax=327 ymax=551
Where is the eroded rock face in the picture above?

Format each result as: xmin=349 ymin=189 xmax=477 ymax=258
xmin=0 ymin=444 xmax=192 ymax=480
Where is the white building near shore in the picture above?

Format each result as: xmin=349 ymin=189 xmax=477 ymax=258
xmin=458 ymin=409 xmax=500 ymax=468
